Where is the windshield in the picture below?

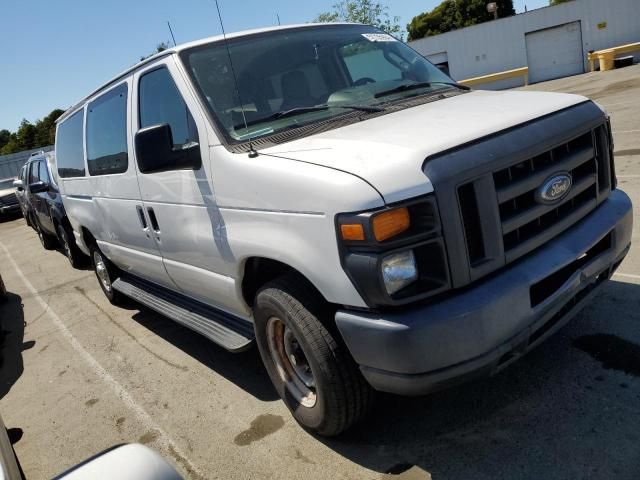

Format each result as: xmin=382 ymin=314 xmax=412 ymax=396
xmin=0 ymin=179 xmax=15 ymax=190
xmin=181 ymin=24 xmax=455 ymax=144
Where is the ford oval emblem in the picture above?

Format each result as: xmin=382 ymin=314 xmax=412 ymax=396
xmin=536 ymin=173 xmax=573 ymax=204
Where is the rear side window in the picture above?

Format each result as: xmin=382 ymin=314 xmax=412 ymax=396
xmin=57 ymin=110 xmax=86 ymax=178
xmin=139 ymin=68 xmax=198 ymax=147
xmin=87 ymin=83 xmax=129 ymax=176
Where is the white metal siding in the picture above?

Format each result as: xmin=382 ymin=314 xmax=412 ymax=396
xmin=525 ymin=21 xmax=584 ymax=83
xmin=409 ymin=0 xmax=640 ymax=88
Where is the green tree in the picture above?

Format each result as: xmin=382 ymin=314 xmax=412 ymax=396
xmin=0 ymin=130 xmax=10 ymax=151
xmin=314 ymin=0 xmax=403 ymax=38
xmin=550 ymin=0 xmax=572 ymax=5
xmin=0 ymin=134 xmax=19 ymax=155
xmin=0 ymin=108 xmax=64 ymax=155
xmin=139 ymin=41 xmax=172 ymax=62
xmin=33 ymin=108 xmax=64 ymax=146
xmin=407 ymin=0 xmax=515 ymax=41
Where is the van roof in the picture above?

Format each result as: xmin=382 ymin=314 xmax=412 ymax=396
xmin=56 ymin=23 xmax=357 ymax=125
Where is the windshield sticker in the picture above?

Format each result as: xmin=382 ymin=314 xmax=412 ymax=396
xmin=361 ymin=33 xmax=397 ymax=42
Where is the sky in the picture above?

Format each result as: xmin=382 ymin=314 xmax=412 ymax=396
xmin=0 ymin=0 xmax=548 ymax=132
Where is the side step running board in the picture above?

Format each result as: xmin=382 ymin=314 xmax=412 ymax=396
xmin=112 ymin=275 xmax=254 ymax=352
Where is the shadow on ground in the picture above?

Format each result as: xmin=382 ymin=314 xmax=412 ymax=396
xmin=89 ymin=275 xmax=640 ymax=478
xmin=129 ymin=307 xmax=278 ymax=402
xmin=0 ymin=292 xmax=29 ymax=400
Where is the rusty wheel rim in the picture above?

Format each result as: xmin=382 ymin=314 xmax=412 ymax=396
xmin=266 ymin=316 xmax=317 ymax=408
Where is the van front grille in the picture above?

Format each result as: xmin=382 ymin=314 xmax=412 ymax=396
xmin=491 ymin=126 xmax=611 ymax=263
xmin=457 ymin=182 xmax=485 ymax=266
xmin=423 ymin=102 xmax=611 ymax=288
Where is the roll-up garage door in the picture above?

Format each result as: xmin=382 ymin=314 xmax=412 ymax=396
xmin=525 ymin=21 xmax=583 ymax=83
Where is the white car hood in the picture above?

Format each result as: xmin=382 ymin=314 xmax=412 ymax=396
xmin=263 ymin=89 xmax=590 ymax=204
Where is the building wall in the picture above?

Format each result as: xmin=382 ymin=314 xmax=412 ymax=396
xmin=0 ymin=145 xmax=54 ymax=179
xmin=409 ymin=0 xmax=640 ymax=88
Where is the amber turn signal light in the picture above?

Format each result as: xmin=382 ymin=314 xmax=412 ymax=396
xmin=340 ymin=223 xmax=365 ymax=241
xmin=372 ymin=207 xmax=410 ymax=241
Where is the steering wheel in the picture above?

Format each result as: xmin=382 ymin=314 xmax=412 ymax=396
xmin=353 ymin=77 xmax=376 ymax=86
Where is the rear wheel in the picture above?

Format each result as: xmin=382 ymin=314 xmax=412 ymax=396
xmin=35 ymin=219 xmax=57 ymax=250
xmin=253 ymin=273 xmax=374 ymax=436
xmin=57 ymin=223 xmax=84 ymax=268
xmin=91 ymin=245 xmax=124 ymax=305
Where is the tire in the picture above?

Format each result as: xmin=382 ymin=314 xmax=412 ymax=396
xmin=90 ymin=245 xmax=125 ymax=305
xmin=28 ymin=212 xmax=36 ymax=231
xmin=57 ymin=223 xmax=84 ymax=268
xmin=34 ymin=218 xmax=57 ymax=250
xmin=254 ymin=273 xmax=374 ymax=436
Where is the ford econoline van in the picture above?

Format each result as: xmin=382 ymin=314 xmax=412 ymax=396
xmin=55 ymin=23 xmax=632 ymax=436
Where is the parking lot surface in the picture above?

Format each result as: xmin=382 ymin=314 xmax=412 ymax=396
xmin=1 ymin=65 xmax=639 ymax=480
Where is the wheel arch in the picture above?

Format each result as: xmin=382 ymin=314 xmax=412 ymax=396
xmin=80 ymin=226 xmax=98 ymax=250
xmin=240 ymin=256 xmax=330 ymax=309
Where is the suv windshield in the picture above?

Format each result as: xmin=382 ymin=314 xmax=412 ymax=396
xmin=181 ymin=24 xmax=455 ymax=144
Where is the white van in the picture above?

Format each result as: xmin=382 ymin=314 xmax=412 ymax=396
xmin=55 ymin=23 xmax=632 ymax=436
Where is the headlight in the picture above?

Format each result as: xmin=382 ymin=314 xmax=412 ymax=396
xmin=381 ymin=250 xmax=418 ymax=295
xmin=337 ymin=195 xmax=450 ymax=307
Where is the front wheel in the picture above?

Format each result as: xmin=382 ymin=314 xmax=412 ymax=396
xmin=254 ymin=273 xmax=374 ymax=436
xmin=90 ymin=245 xmax=124 ymax=305
xmin=57 ymin=224 xmax=84 ymax=268
xmin=35 ymin=219 xmax=57 ymax=250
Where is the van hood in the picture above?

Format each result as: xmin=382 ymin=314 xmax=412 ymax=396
xmin=262 ymin=90 xmax=591 ymax=204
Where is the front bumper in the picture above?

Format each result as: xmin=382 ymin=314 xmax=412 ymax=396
xmin=335 ymin=189 xmax=633 ymax=395
xmin=0 ymin=204 xmax=21 ymax=214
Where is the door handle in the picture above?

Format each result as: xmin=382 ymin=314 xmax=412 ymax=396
xmin=147 ymin=207 xmax=160 ymax=234
xmin=136 ymin=205 xmax=148 ymax=230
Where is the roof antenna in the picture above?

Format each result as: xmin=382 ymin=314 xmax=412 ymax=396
xmin=277 ymin=13 xmax=281 ymax=26
xmin=214 ymin=0 xmax=258 ymax=158
xmin=167 ymin=21 xmax=177 ymax=46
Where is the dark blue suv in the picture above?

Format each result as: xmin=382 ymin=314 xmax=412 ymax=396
xmin=24 ymin=152 xmax=85 ymax=267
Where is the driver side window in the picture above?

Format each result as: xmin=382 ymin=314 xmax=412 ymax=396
xmin=29 ymin=161 xmax=40 ymax=184
xmin=39 ymin=161 xmax=51 ymax=184
xmin=139 ymin=67 xmax=199 ymax=148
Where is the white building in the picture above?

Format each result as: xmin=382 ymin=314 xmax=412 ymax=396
xmin=409 ymin=0 xmax=640 ymax=88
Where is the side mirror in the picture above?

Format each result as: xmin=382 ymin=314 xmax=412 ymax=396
xmin=13 ymin=179 xmax=23 ymax=191
xmin=29 ymin=181 xmax=48 ymax=193
xmin=135 ymin=123 xmax=201 ymax=174
xmin=55 ymin=444 xmax=183 ymax=479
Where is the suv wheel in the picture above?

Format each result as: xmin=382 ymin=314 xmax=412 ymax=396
xmin=253 ymin=273 xmax=374 ymax=436
xmin=35 ymin=219 xmax=57 ymax=250
xmin=90 ymin=246 xmax=124 ymax=305
xmin=57 ymin=224 xmax=84 ymax=268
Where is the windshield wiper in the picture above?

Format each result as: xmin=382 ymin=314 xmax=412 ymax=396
xmin=374 ymin=82 xmax=434 ymax=98
xmin=431 ymin=81 xmax=471 ymax=91
xmin=234 ymin=104 xmax=385 ymax=129
xmin=374 ymin=81 xmax=470 ymax=99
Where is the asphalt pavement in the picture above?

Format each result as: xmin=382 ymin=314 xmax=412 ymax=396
xmin=1 ymin=65 xmax=639 ymax=480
